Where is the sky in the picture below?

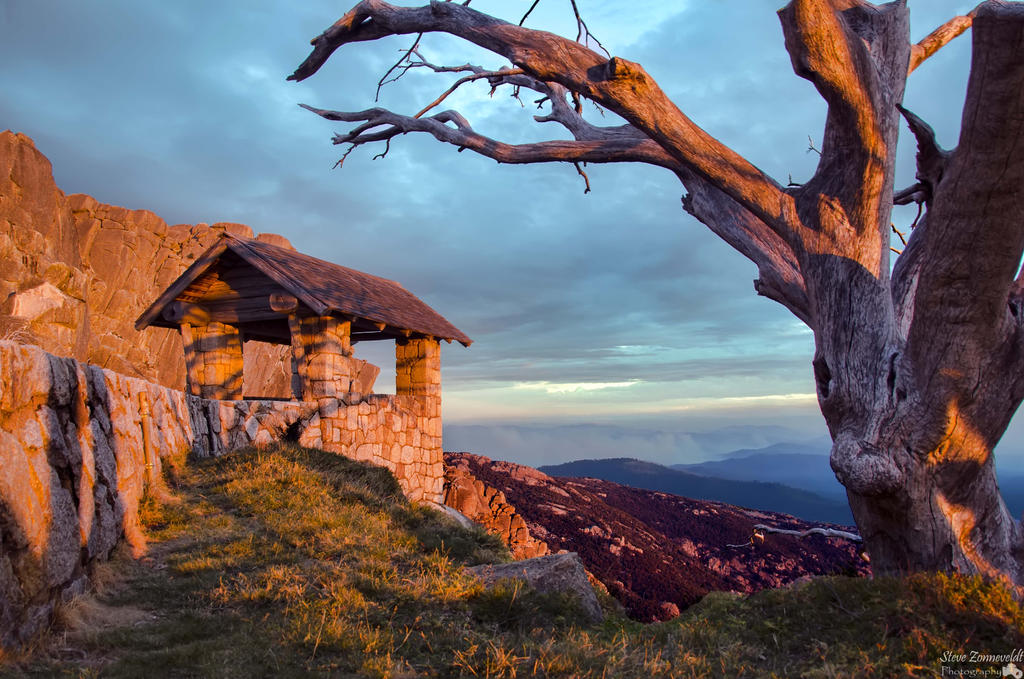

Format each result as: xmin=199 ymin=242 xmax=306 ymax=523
xmin=5 ymin=0 xmax=1013 ymax=466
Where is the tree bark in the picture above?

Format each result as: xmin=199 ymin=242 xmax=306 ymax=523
xmin=291 ymin=0 xmax=1024 ymax=588
xmin=833 ymin=1 xmax=1024 ymax=585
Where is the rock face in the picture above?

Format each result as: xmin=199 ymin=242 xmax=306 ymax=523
xmin=0 ymin=131 xmax=292 ymax=396
xmin=444 ymin=458 xmax=549 ymax=560
xmin=447 ymin=452 xmax=870 ymax=622
xmin=466 ymin=552 xmax=602 ymax=622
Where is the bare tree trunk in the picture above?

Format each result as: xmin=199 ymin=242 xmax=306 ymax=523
xmin=808 ymin=2 xmax=1024 ymax=587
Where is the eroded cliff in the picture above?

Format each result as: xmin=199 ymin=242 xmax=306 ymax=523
xmin=0 ymin=131 xmax=291 ymax=396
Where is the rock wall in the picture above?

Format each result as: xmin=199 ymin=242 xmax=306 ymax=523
xmin=444 ymin=456 xmax=549 ymax=560
xmin=0 ymin=130 xmax=292 ymax=397
xmin=0 ymin=341 xmax=444 ymax=649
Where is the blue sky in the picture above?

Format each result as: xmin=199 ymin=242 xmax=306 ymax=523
xmin=4 ymin=1 xmax=1006 ymax=464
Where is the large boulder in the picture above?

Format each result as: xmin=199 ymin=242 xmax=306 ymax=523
xmin=465 ymin=552 xmax=603 ymax=622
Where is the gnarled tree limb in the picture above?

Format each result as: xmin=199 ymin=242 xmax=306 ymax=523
xmin=906 ymin=3 xmax=1024 ymax=397
xmin=683 ymin=174 xmax=811 ymax=324
xmin=908 ymin=6 xmax=980 ymax=74
xmin=755 ymin=523 xmax=862 ymax=542
xmin=894 ymin=104 xmax=951 ymax=209
xmin=291 ymin=0 xmax=799 ymax=248
xmin=778 ymin=0 xmax=908 ymax=262
xmin=299 ymin=29 xmax=812 ymax=321
xmin=301 ymin=104 xmax=682 ymax=169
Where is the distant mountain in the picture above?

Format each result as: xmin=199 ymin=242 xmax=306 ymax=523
xmin=443 ymin=422 xmax=820 ymax=468
xmin=674 ymin=439 xmax=845 ymax=500
xmin=539 ymin=457 xmax=853 ymax=524
xmin=717 ymin=438 xmax=831 ymax=459
xmin=998 ymin=472 xmax=1024 ymax=518
xmin=450 ymin=452 xmax=869 ymax=622
xmin=673 ymin=441 xmax=1024 ymax=517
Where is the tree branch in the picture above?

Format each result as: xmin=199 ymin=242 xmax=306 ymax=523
xmin=893 ymin=105 xmax=951 ymax=213
xmin=754 ymin=523 xmax=862 ymax=543
xmin=778 ymin=0 xmax=909 ymax=259
xmin=683 ymin=173 xmax=810 ymax=324
xmin=413 ymin=67 xmax=524 ymax=118
xmin=908 ymin=6 xmax=980 ymax=74
xmin=300 ymin=103 xmax=682 ymax=171
xmin=376 ymin=33 xmax=422 ymax=100
xmin=291 ymin=0 xmax=799 ymax=248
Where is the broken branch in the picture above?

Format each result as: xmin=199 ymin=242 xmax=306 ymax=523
xmin=753 ymin=523 xmax=862 ymax=543
xmin=908 ymin=7 xmax=980 ymax=74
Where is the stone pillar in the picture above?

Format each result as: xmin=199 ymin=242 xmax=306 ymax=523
xmin=190 ymin=321 xmax=244 ymax=400
xmin=396 ymin=337 xmax=442 ymax=433
xmin=179 ymin=323 xmax=201 ymax=397
xmin=289 ymin=315 xmax=354 ymax=400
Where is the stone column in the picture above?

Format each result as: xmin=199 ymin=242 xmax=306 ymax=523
xmin=191 ymin=321 xmax=244 ymax=400
xmin=396 ymin=336 xmax=441 ymax=428
xmin=179 ymin=323 xmax=201 ymax=397
xmin=290 ymin=315 xmax=353 ymax=401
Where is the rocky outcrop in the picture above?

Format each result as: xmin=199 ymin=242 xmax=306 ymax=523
xmin=449 ymin=451 xmax=870 ymax=622
xmin=466 ymin=552 xmax=602 ymax=622
xmin=0 ymin=342 xmax=183 ymax=649
xmin=0 ymin=131 xmax=291 ymax=396
xmin=444 ymin=455 xmax=549 ymax=560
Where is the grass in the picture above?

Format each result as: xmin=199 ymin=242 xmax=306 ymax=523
xmin=4 ymin=443 xmax=1023 ymax=678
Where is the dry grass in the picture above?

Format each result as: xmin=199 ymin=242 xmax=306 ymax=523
xmin=4 ymin=443 xmax=1022 ymax=678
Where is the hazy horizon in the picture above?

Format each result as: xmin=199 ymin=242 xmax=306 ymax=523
xmin=443 ymin=416 xmax=1024 ymax=472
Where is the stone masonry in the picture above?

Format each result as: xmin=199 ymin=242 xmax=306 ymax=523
xmin=0 ymin=340 xmax=445 ymax=650
xmin=184 ymin=321 xmax=244 ymax=400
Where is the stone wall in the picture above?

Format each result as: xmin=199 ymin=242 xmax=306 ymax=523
xmin=0 ymin=130 xmax=292 ymax=397
xmin=0 ymin=341 xmax=444 ymax=649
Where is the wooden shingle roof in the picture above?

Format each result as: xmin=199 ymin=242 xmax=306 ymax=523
xmin=135 ymin=233 xmax=472 ymax=346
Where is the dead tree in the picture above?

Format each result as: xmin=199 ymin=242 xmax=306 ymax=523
xmin=290 ymin=0 xmax=1024 ymax=587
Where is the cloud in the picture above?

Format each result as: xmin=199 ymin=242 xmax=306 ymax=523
xmin=0 ymin=0 xmax=986 ymax=440
xmin=513 ymin=380 xmax=642 ymax=394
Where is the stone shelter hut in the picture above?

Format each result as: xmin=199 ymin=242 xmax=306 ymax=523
xmin=135 ymin=233 xmax=471 ymax=406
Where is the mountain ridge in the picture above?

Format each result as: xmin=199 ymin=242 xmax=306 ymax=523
xmin=539 ymin=456 xmax=853 ymax=524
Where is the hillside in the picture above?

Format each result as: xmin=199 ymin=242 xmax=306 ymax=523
xmin=9 ymin=444 xmax=1024 ymax=678
xmin=673 ymin=442 xmax=845 ymax=500
xmin=452 ymin=453 xmax=867 ymax=621
xmin=539 ymin=457 xmax=853 ymax=524
xmin=677 ymin=451 xmax=843 ymax=497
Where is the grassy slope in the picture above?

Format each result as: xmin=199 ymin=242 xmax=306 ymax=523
xmin=4 ymin=444 xmax=1023 ymax=678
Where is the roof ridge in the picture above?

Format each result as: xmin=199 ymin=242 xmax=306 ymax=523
xmin=227 ymin=236 xmax=332 ymax=314
xmin=231 ymin=233 xmax=408 ymax=290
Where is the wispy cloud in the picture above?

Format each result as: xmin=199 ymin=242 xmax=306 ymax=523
xmin=513 ymin=380 xmax=642 ymax=394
